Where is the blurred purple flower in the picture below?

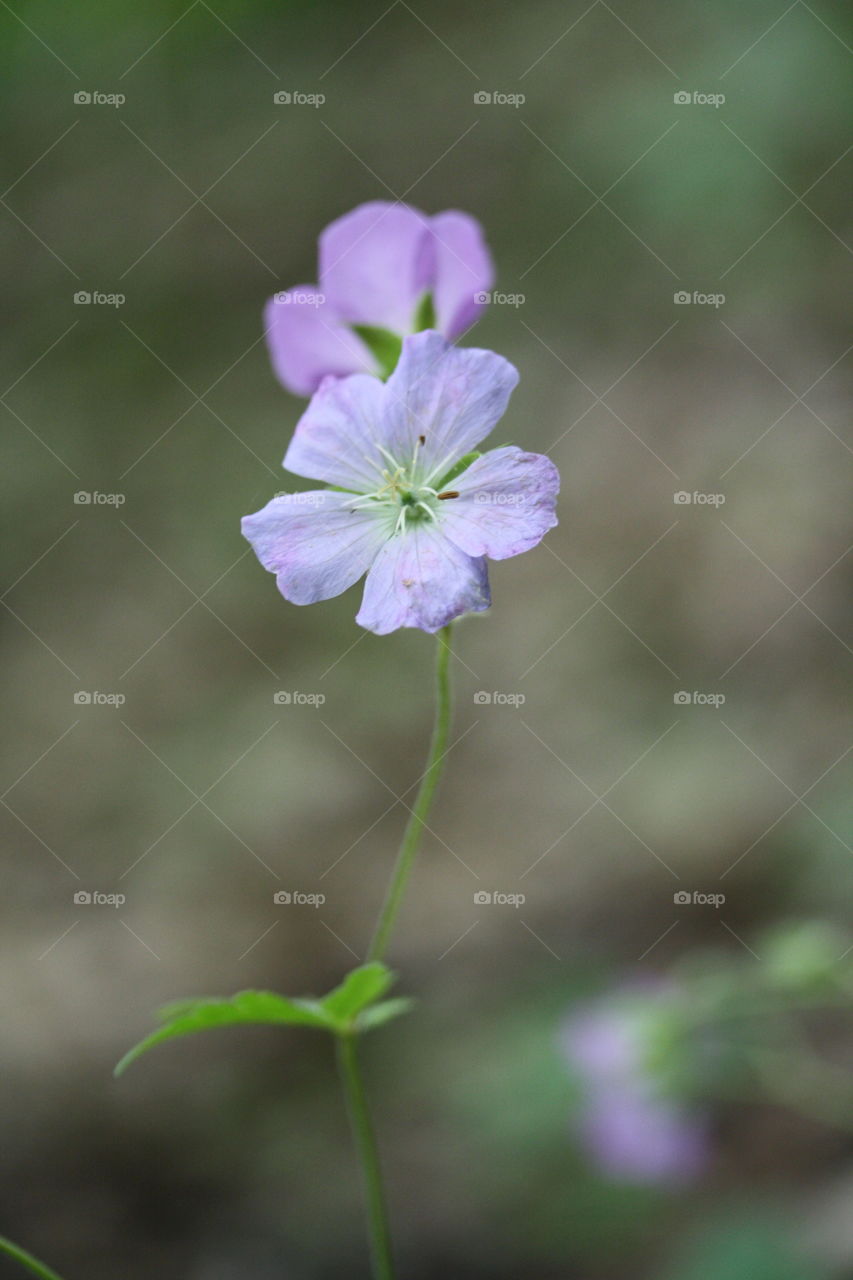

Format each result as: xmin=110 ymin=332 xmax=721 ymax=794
xmin=265 ymin=201 xmax=494 ymax=395
xmin=560 ymin=994 xmax=709 ymax=1184
xmin=242 ymin=331 xmax=559 ymax=634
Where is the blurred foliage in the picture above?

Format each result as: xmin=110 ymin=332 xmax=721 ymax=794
xmin=1 ymin=0 xmax=851 ymax=1277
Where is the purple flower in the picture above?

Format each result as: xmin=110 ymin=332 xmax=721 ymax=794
xmin=560 ymin=994 xmax=709 ymax=1185
xmin=577 ymin=1089 xmax=707 ymax=1184
xmin=265 ymin=202 xmax=494 ymax=395
xmin=242 ymin=331 xmax=559 ymax=635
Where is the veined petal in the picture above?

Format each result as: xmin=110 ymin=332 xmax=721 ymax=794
xmin=284 ymin=372 xmax=389 ymax=492
xmin=356 ymin=522 xmax=490 ymax=634
xmin=438 ymin=447 xmax=559 ymax=560
xmin=319 ymin=202 xmax=434 ymax=335
xmin=241 ymin=491 xmax=388 ymax=606
xmin=264 ymin=290 xmax=377 ymax=396
xmin=382 ymin=331 xmax=519 ymax=482
xmin=430 ymin=211 xmax=494 ymax=339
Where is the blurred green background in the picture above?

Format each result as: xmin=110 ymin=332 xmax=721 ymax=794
xmin=1 ymin=1 xmax=851 ymax=1276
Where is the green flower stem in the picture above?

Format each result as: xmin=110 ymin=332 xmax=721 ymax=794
xmin=343 ymin=624 xmax=454 ymax=1277
xmin=368 ymin=623 xmax=454 ymax=963
xmin=337 ymin=1035 xmax=395 ymax=1280
xmin=0 ymin=1235 xmax=65 ymax=1280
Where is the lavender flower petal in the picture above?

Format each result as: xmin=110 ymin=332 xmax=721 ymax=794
xmin=284 ymin=372 xmax=388 ymax=493
xmin=431 ymin=210 xmax=494 ymax=338
xmin=356 ymin=521 xmax=490 ymax=635
xmin=439 ymin=446 xmax=559 ymax=560
xmin=241 ymin=491 xmax=387 ymax=606
xmin=264 ymin=290 xmax=378 ymax=397
xmin=319 ymin=202 xmax=434 ymax=334
xmin=383 ymin=331 xmax=519 ymax=482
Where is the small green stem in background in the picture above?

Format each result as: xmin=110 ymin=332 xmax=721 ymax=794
xmin=337 ymin=1035 xmax=395 ymax=1280
xmin=0 ymin=1235 xmax=65 ymax=1280
xmin=368 ymin=624 xmax=454 ymax=962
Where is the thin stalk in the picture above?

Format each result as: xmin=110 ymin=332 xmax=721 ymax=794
xmin=368 ymin=624 xmax=454 ymax=962
xmin=337 ymin=1036 xmax=395 ymax=1280
xmin=0 ymin=1236 xmax=65 ymax=1280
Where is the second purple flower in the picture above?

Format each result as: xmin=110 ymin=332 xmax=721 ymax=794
xmin=265 ymin=201 xmax=494 ymax=395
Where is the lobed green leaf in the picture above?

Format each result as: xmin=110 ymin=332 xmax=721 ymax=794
xmin=321 ymin=961 xmax=395 ymax=1025
xmin=356 ymin=997 xmax=415 ymax=1032
xmin=115 ymin=990 xmax=332 ymax=1077
xmin=115 ymin=964 xmax=407 ymax=1077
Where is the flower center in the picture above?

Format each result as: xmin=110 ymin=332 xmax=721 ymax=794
xmin=349 ymin=456 xmax=441 ymax=535
xmin=348 ymin=437 xmax=462 ymax=535
xmin=377 ymin=465 xmax=438 ymax=533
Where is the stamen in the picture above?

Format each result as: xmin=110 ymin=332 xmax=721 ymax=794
xmin=360 ymin=452 xmax=389 ymax=482
xmin=376 ymin=443 xmax=401 ymax=471
xmin=424 ymin=450 xmax=462 ymax=487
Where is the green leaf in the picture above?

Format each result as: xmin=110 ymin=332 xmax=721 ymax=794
xmin=321 ymin=962 xmax=395 ymax=1025
xmin=356 ymin=997 xmax=415 ymax=1032
xmin=436 ymin=451 xmax=481 ymax=488
xmin=115 ymin=990 xmax=333 ymax=1077
xmin=115 ymin=965 xmax=404 ymax=1076
xmin=413 ymin=291 xmax=436 ymax=332
xmin=351 ymin=325 xmax=403 ymax=379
